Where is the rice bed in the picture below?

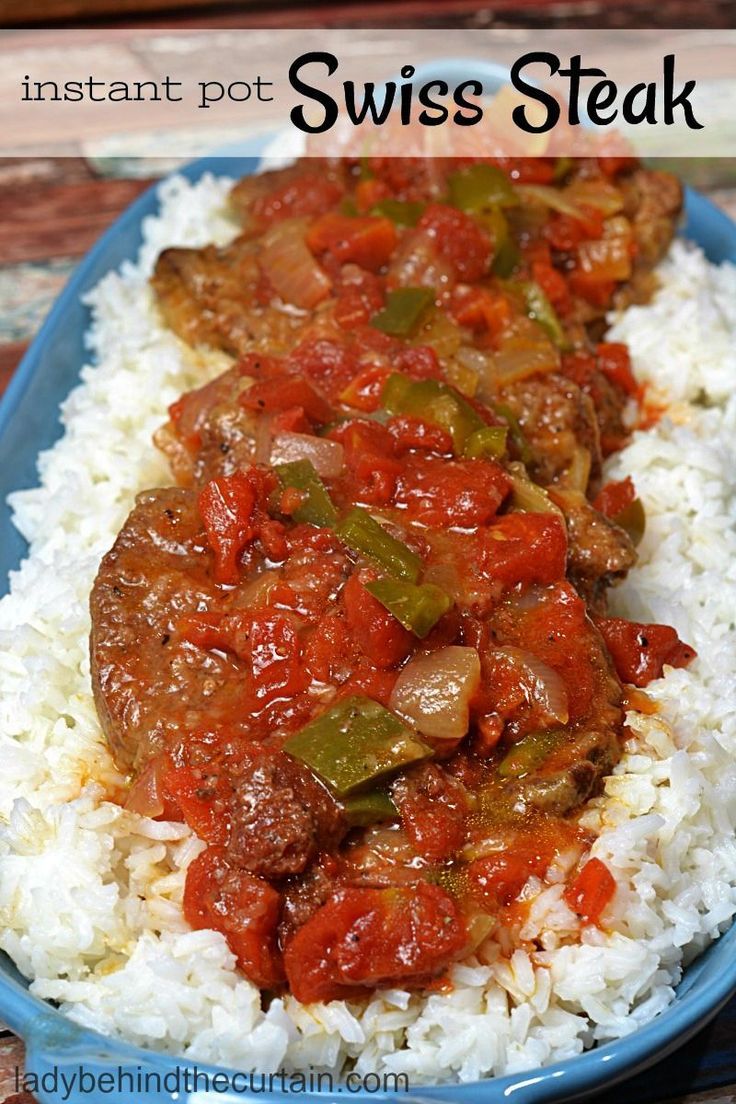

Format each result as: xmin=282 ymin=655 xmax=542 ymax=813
xmin=1 ymin=173 xmax=735 ymax=1083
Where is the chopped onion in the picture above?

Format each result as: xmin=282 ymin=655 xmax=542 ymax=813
xmin=492 ymin=645 xmax=569 ymax=727
xmin=125 ymin=760 xmax=165 ymax=818
xmin=390 ymin=646 xmax=481 ymax=741
xmin=563 ymin=178 xmax=624 ymax=217
xmin=253 ymin=414 xmax=273 ymax=465
xmin=387 ymin=228 xmax=454 ymax=293
xmin=260 ymin=218 xmax=332 ymax=309
xmin=576 ymin=232 xmax=632 ymax=282
xmin=516 ymin=184 xmax=584 ymax=219
xmin=478 ymin=315 xmax=559 ymax=388
xmin=270 ymin=431 xmax=344 ymax=479
xmin=565 ymin=445 xmax=592 ymax=493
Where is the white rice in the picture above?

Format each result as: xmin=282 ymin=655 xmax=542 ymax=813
xmin=1 ymin=172 xmax=735 ymax=1083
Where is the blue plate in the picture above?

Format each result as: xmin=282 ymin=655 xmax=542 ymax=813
xmin=2 ymin=126 xmax=736 ymax=1104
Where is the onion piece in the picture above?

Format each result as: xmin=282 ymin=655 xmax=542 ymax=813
xmin=576 ymin=229 xmax=632 ymax=282
xmin=390 ymin=646 xmax=481 ymax=741
xmin=492 ymin=645 xmax=569 ymax=727
xmin=270 ymin=431 xmax=345 ymax=479
xmin=125 ymin=759 xmax=165 ymax=818
xmin=563 ymin=178 xmax=624 ymax=217
xmin=516 ymin=184 xmax=584 ymax=218
xmin=253 ymin=414 xmax=273 ymax=465
xmin=260 ymin=218 xmax=332 ymax=309
xmin=387 ymin=228 xmax=454 ymax=294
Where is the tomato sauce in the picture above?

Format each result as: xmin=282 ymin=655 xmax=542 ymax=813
xmin=90 ymin=155 xmax=695 ymax=1004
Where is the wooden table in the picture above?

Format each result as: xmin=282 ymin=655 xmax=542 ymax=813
xmin=1 ymin=12 xmax=736 ymax=1097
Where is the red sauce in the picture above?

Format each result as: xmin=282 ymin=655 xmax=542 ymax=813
xmin=92 ymin=154 xmax=695 ymax=1003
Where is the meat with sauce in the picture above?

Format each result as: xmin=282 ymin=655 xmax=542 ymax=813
xmin=90 ymin=488 xmax=234 ymax=770
xmin=498 ymin=373 xmax=603 ymax=490
xmin=87 ymin=155 xmax=698 ymax=1000
xmin=225 ymin=748 xmax=345 ymax=878
xmin=153 ymin=363 xmax=258 ymax=487
xmin=152 ymin=235 xmax=313 ymax=358
xmin=555 ymin=489 xmax=637 ymax=611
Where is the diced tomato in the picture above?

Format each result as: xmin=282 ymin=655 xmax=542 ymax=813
xmin=489 ymin=157 xmax=555 ymax=185
xmin=388 ymin=415 xmax=454 ymax=456
xmin=596 ymin=342 xmax=639 ymax=398
xmin=342 ymin=571 xmax=413 ymax=669
xmin=451 ymin=286 xmax=512 ymax=338
xmin=394 ymin=456 xmax=510 ymax=527
xmin=595 ymin=616 xmax=697 ymax=688
xmin=283 ymin=883 xmax=468 ymax=1003
xmin=468 ymin=843 xmax=553 ymax=909
xmin=593 ymin=476 xmax=636 ymax=519
xmin=354 ymin=177 xmax=390 ymax=213
xmin=394 ymin=771 xmax=468 ymax=862
xmin=302 ymin=612 xmax=352 ymax=683
xmin=181 ymin=606 xmax=308 ymax=702
xmin=160 ymin=765 xmax=229 ymax=845
xmin=483 ymin=513 xmax=567 ymax=588
xmin=488 ymin=583 xmax=601 ymax=723
xmin=335 ymin=663 xmax=397 ymax=706
xmin=339 ymin=364 xmax=391 ymax=412
xmin=329 ymin=419 xmax=402 ymax=506
xmin=545 ymin=209 xmax=605 ymax=252
xmin=269 ymin=405 xmax=310 ymax=434
xmin=253 ymin=173 xmax=343 ymax=227
xmin=239 ymin=607 xmax=308 ymax=700
xmin=198 ymin=472 xmax=257 ymax=585
xmin=418 ymin=204 xmax=492 ymax=282
xmin=240 ymin=374 xmax=333 ymax=425
xmin=178 ymin=610 xmax=227 ymax=651
xmin=334 ymin=268 xmax=384 ymax=329
xmin=307 ymin=213 xmax=397 ymax=273
xmin=395 ymin=343 xmax=444 ymax=381
xmin=258 ymin=517 xmax=289 ymax=562
xmin=568 ymin=271 xmax=617 ymax=308
xmin=531 ymin=258 xmax=571 ymax=315
xmin=184 ymin=848 xmax=284 ymax=988
xmin=288 ymin=337 xmax=360 ymax=395
xmin=597 ymin=156 xmax=638 ymax=178
xmin=564 ymin=856 xmax=616 ymax=925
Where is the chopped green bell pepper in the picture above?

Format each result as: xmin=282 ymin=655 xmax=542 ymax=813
xmin=371 ymin=287 xmax=435 ymax=337
xmin=284 ymin=696 xmax=432 ymax=796
xmin=273 ymin=459 xmax=338 ymax=528
xmin=553 ymin=156 xmax=574 ymax=182
xmin=365 ymin=577 xmax=452 ymax=639
xmin=371 ymin=198 xmax=424 ymax=227
xmin=497 ymin=729 xmax=568 ymax=779
xmin=507 ymin=462 xmax=563 ymax=518
xmin=464 ymin=425 xmax=508 ymax=460
xmin=492 ymin=403 xmax=533 ymax=465
xmin=447 ymin=164 xmax=517 ymax=211
xmin=516 ymin=280 xmax=568 ymax=348
xmin=343 ymin=790 xmax=399 ymax=826
xmin=336 ymin=507 xmax=422 ymax=583
xmin=492 ymin=236 xmax=521 ymax=278
xmin=381 ymin=373 xmax=485 ymax=454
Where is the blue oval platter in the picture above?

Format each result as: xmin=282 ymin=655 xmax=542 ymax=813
xmin=1 ymin=77 xmax=736 ymax=1104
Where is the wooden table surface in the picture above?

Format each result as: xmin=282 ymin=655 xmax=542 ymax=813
xmin=2 ymin=11 xmax=736 ymax=1101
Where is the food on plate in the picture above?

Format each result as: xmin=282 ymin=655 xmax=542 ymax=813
xmin=91 ymin=156 xmax=694 ymax=1002
xmin=1 ymin=153 xmax=733 ymax=1084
